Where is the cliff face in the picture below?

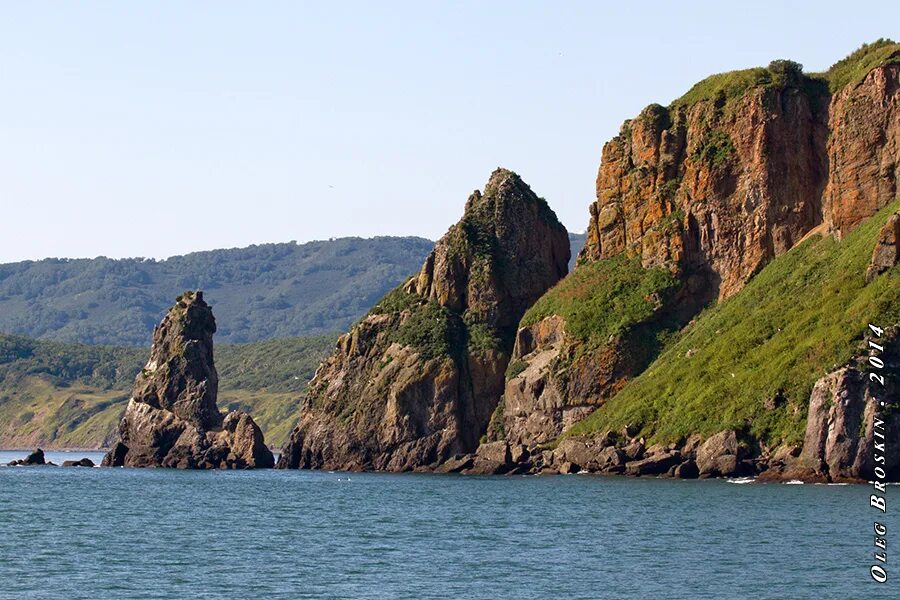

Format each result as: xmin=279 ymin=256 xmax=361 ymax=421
xmin=277 ymin=169 xmax=569 ymax=471
xmin=825 ymin=64 xmax=900 ymax=237
xmin=102 ymin=291 xmax=274 ymax=469
xmin=580 ymin=60 xmax=899 ymax=300
xmin=500 ymin=47 xmax=900 ymax=453
xmin=579 ymin=81 xmax=830 ymax=301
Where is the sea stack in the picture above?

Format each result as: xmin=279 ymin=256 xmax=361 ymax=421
xmin=278 ymin=168 xmax=570 ymax=471
xmin=101 ymin=291 xmax=274 ymax=468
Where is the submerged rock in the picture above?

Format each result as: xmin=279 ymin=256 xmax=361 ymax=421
xmin=278 ymin=169 xmax=570 ymax=471
xmin=101 ymin=291 xmax=274 ymax=469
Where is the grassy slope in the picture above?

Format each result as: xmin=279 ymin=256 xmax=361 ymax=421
xmin=813 ymin=38 xmax=900 ymax=92
xmin=568 ymin=200 xmax=900 ymax=447
xmin=521 ymin=255 xmax=678 ymax=344
xmin=0 ymin=334 xmax=336 ymax=449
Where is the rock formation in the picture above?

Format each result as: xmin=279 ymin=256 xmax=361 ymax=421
xmin=775 ymin=328 xmax=900 ymax=482
xmin=277 ymin=168 xmax=570 ymax=471
xmin=579 ymin=57 xmax=898 ymax=299
xmin=495 ymin=46 xmax=900 ymax=456
xmin=62 ymin=458 xmax=95 ymax=467
xmin=101 ymin=291 xmax=274 ymax=469
xmin=7 ymin=448 xmax=48 ymax=466
xmin=866 ymin=210 xmax=900 ymax=282
xmin=824 ymin=64 xmax=900 ymax=237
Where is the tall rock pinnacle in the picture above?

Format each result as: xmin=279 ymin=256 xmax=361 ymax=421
xmin=277 ymin=168 xmax=570 ymax=471
xmin=102 ymin=291 xmax=274 ymax=469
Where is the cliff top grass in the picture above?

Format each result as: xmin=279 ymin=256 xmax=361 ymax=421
xmin=567 ymin=200 xmax=900 ymax=448
xmin=811 ymin=38 xmax=900 ymax=92
xmin=671 ymin=66 xmax=774 ymax=108
xmin=670 ymin=39 xmax=899 ymax=108
xmin=521 ymin=255 xmax=679 ymax=347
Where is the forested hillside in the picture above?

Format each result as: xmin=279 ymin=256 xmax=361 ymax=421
xmin=0 ymin=237 xmax=433 ymax=345
xmin=0 ymin=234 xmax=585 ymax=346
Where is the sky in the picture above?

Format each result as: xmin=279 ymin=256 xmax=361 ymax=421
xmin=0 ymin=1 xmax=896 ymax=263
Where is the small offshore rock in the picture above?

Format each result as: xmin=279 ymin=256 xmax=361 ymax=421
xmin=8 ymin=448 xmax=47 ymax=466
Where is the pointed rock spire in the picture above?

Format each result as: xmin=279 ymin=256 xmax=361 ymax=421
xmin=102 ymin=291 xmax=274 ymax=469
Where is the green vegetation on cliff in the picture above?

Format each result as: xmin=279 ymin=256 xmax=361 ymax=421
xmin=568 ymin=200 xmax=900 ymax=447
xmin=670 ymin=39 xmax=899 ymax=108
xmin=814 ymin=38 xmax=900 ymax=92
xmin=0 ymin=236 xmax=433 ymax=345
xmin=521 ymin=255 xmax=679 ymax=346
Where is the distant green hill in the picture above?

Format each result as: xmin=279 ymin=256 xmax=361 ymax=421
xmin=0 ymin=234 xmax=585 ymax=347
xmin=0 ymin=332 xmax=336 ymax=449
xmin=0 ymin=237 xmax=433 ymax=345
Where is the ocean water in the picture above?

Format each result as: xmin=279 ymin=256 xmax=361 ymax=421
xmin=0 ymin=450 xmax=896 ymax=600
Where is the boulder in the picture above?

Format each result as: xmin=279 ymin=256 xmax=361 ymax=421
xmin=681 ymin=434 xmax=703 ymax=457
xmin=696 ymin=431 xmax=740 ymax=477
xmin=476 ymin=441 xmax=511 ymax=465
xmin=865 ymin=211 xmax=899 ymax=282
xmin=463 ymin=459 xmax=508 ymax=476
xmin=625 ymin=451 xmax=681 ymax=476
xmin=434 ymin=455 xmax=474 ymax=474
xmin=509 ymin=444 xmax=529 ymax=465
xmin=558 ymin=461 xmax=579 ymax=474
xmin=623 ymin=438 xmax=645 ymax=461
xmin=595 ymin=447 xmax=626 ymax=473
xmin=62 ymin=458 xmax=95 ymax=468
xmin=463 ymin=441 xmax=512 ymax=475
xmin=673 ymin=460 xmax=699 ymax=479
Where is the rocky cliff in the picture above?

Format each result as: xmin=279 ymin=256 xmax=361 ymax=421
xmin=495 ymin=42 xmax=900 ymax=469
xmin=277 ymin=169 xmax=570 ymax=471
xmin=788 ymin=326 xmax=900 ymax=482
xmin=101 ymin=291 xmax=274 ymax=469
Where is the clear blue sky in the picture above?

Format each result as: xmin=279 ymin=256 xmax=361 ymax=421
xmin=1 ymin=2 xmax=895 ymax=262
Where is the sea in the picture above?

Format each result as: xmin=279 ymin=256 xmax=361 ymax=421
xmin=0 ymin=450 xmax=896 ymax=599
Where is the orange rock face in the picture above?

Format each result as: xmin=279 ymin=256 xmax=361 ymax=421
xmin=581 ymin=64 xmax=899 ymax=301
xmin=824 ymin=64 xmax=900 ymax=237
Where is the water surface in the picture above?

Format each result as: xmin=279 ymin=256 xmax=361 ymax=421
xmin=0 ymin=450 xmax=894 ymax=599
